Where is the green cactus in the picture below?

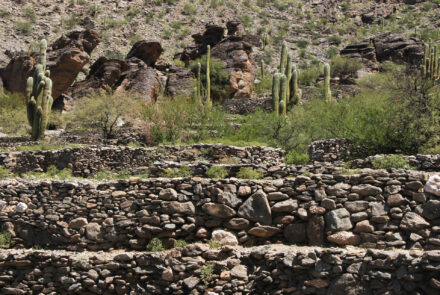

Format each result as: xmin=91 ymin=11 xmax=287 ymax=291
xmin=285 ymin=52 xmax=293 ymax=104
xmin=261 ymin=60 xmax=265 ymax=79
xmin=272 ymin=72 xmax=281 ymax=115
xmin=324 ymin=63 xmax=332 ymax=102
xmin=26 ymin=39 xmax=53 ymax=140
xmin=424 ymin=43 xmax=429 ymax=77
xmin=280 ymin=74 xmax=288 ymax=117
xmin=280 ymin=41 xmax=288 ymax=75
xmin=196 ymin=62 xmax=202 ymax=104
xmin=290 ymin=65 xmax=300 ymax=105
xmin=206 ymin=45 xmax=212 ymax=108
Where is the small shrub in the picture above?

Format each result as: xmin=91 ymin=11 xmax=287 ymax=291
xmin=183 ymin=3 xmax=197 ymax=15
xmin=190 ymin=56 xmax=229 ymax=101
xmin=16 ymin=21 xmax=32 ymax=34
xmin=208 ymin=239 xmax=221 ymax=249
xmin=45 ymin=165 xmax=73 ymax=180
xmin=298 ymin=65 xmax=321 ymax=86
xmin=174 ymin=240 xmax=188 ymax=248
xmin=330 ymin=56 xmax=362 ymax=79
xmin=236 ymin=167 xmax=263 ymax=179
xmin=200 ymin=265 xmax=214 ymax=285
xmin=0 ymin=166 xmax=11 ymax=179
xmin=297 ymin=39 xmax=309 ymax=49
xmin=0 ymin=232 xmax=13 ymax=248
xmin=94 ymin=170 xmax=114 ymax=180
xmin=206 ymin=166 xmax=228 ymax=178
xmin=146 ymin=238 xmax=164 ymax=252
xmin=328 ymin=35 xmax=342 ymax=45
xmin=371 ymin=155 xmax=413 ymax=170
xmin=162 ymin=167 xmax=192 ymax=178
xmin=286 ymin=151 xmax=309 ymax=165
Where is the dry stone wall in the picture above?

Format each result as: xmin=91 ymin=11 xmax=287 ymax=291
xmin=1 ymin=246 xmax=440 ymax=295
xmin=0 ymin=145 xmax=285 ymax=176
xmin=1 ymin=170 xmax=439 ymax=251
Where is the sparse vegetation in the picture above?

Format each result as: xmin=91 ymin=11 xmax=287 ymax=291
xmin=200 ymin=265 xmax=214 ymax=285
xmin=371 ymin=155 xmax=413 ymax=170
xmin=0 ymin=232 xmax=13 ymax=248
xmin=236 ymin=167 xmax=264 ymax=179
xmin=146 ymin=238 xmax=164 ymax=252
xmin=206 ymin=166 xmax=229 ymax=178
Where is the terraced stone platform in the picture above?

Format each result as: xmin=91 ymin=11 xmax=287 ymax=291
xmin=1 ymin=144 xmax=440 ymax=294
xmin=1 ymin=246 xmax=439 ymax=294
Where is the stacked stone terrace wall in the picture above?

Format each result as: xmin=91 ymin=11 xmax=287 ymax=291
xmin=0 ymin=144 xmax=285 ymax=176
xmin=1 ymin=246 xmax=439 ymax=294
xmin=1 ymin=170 xmax=439 ymax=251
xmin=0 ymin=244 xmax=440 ymax=295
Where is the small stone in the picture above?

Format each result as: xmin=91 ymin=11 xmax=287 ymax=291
xmin=267 ymin=192 xmax=289 ymax=201
xmin=387 ymin=194 xmax=406 ymax=207
xmin=425 ymin=175 xmax=440 ymax=196
xmin=159 ymin=188 xmax=178 ymax=200
xmin=309 ymin=206 xmax=326 ymax=215
xmin=321 ymin=199 xmax=336 ymax=210
xmin=15 ymin=202 xmax=27 ymax=213
xmin=211 ymin=229 xmax=238 ymax=246
xmin=354 ymin=220 xmax=374 ymax=233
xmin=86 ymin=223 xmax=101 ymax=241
xmin=351 ymin=184 xmax=382 ymax=196
xmin=161 ymin=268 xmax=173 ymax=281
xmin=183 ymin=277 xmax=200 ymax=289
xmin=231 ymin=265 xmax=247 ymax=279
xmin=248 ymin=226 xmax=281 ymax=238
xmin=69 ymin=217 xmax=88 ymax=230
xmin=327 ymin=231 xmax=360 ymax=246
xmin=400 ymin=212 xmax=429 ymax=231
xmin=237 ymin=186 xmax=251 ymax=196
xmin=325 ymin=208 xmax=352 ymax=231
xmin=218 ymin=192 xmax=242 ymax=208
xmin=344 ymin=201 xmax=369 ymax=213
xmin=111 ymin=191 xmax=126 ymax=198
xmin=225 ymin=218 xmax=250 ymax=230
xmin=202 ymin=203 xmax=236 ymax=218
xmin=271 ymin=199 xmax=298 ymax=212
xmin=162 ymin=201 xmax=195 ymax=215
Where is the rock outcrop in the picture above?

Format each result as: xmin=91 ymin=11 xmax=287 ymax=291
xmin=0 ymin=30 xmax=99 ymax=100
xmin=126 ymin=40 xmax=163 ymax=66
xmin=67 ymin=45 xmax=161 ymax=102
xmin=341 ymin=33 xmax=424 ymax=71
xmin=176 ymin=21 xmax=259 ymax=99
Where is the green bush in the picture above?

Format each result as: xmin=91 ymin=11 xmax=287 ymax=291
xmin=0 ymin=92 xmax=28 ymax=135
xmin=190 ymin=55 xmax=229 ymax=101
xmin=286 ymin=151 xmax=309 ymax=165
xmin=0 ymin=167 xmax=11 ymax=179
xmin=0 ymin=232 xmax=13 ymax=248
xmin=161 ymin=167 xmax=192 ymax=178
xmin=330 ymin=56 xmax=363 ymax=79
xmin=67 ymin=91 xmax=145 ymax=139
xmin=236 ymin=167 xmax=263 ymax=179
xmin=371 ymin=155 xmax=413 ymax=170
xmin=174 ymin=240 xmax=188 ymax=248
xmin=298 ymin=65 xmax=321 ymax=86
xmin=200 ymin=265 xmax=214 ymax=286
xmin=143 ymin=96 xmax=231 ymax=144
xmin=206 ymin=166 xmax=228 ymax=178
xmin=146 ymin=238 xmax=164 ymax=252
xmin=45 ymin=165 xmax=73 ymax=179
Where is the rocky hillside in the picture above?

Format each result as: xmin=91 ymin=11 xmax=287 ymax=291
xmin=0 ymin=0 xmax=438 ymax=70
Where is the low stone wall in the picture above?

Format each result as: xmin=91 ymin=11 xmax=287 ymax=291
xmin=1 ymin=246 xmax=439 ymax=294
xmin=351 ymin=154 xmax=440 ymax=171
xmin=308 ymin=138 xmax=351 ymax=162
xmin=0 ymin=144 xmax=285 ymax=176
xmin=1 ymin=170 xmax=438 ymax=251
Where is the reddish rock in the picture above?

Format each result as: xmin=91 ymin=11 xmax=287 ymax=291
xmin=0 ymin=30 xmax=99 ymax=100
xmin=307 ymin=215 xmax=324 ymax=246
xmin=327 ymin=231 xmax=361 ymax=246
xmin=126 ymin=40 xmax=163 ymax=66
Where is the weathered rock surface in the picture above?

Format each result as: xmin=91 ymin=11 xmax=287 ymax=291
xmin=238 ymin=190 xmax=272 ymax=225
xmin=0 ymin=30 xmax=99 ymax=100
xmin=126 ymin=40 xmax=163 ymax=66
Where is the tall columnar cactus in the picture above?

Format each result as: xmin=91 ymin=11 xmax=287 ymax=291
xmin=424 ymin=43 xmax=429 ymax=77
xmin=280 ymin=74 xmax=288 ymax=117
xmin=423 ymin=42 xmax=440 ymax=81
xmin=285 ymin=53 xmax=293 ymax=105
xmin=261 ymin=60 xmax=265 ymax=79
xmin=324 ymin=63 xmax=332 ymax=102
xmin=272 ymin=72 xmax=281 ymax=115
xmin=290 ymin=65 xmax=301 ymax=105
xmin=196 ymin=62 xmax=202 ymax=104
xmin=205 ymin=45 xmax=212 ymax=108
xmin=26 ymin=39 xmax=53 ymax=140
xmin=280 ymin=41 xmax=288 ymax=75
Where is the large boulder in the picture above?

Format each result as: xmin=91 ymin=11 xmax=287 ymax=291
xmin=176 ymin=21 xmax=259 ymax=99
xmin=67 ymin=56 xmax=160 ymax=102
xmin=238 ymin=190 xmax=272 ymax=225
xmin=126 ymin=40 xmax=163 ymax=66
xmin=372 ymin=33 xmax=424 ymax=65
xmin=165 ymin=65 xmax=195 ymax=97
xmin=0 ymin=30 xmax=99 ymax=99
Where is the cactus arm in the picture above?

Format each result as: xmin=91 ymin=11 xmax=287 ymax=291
xmin=196 ymin=62 xmax=201 ymax=104
xmin=324 ymin=63 xmax=332 ymax=103
xmin=280 ymin=41 xmax=287 ymax=75
xmin=272 ymin=73 xmax=280 ymax=115
xmin=206 ymin=45 xmax=211 ymax=108
xmin=280 ymin=74 xmax=288 ymax=116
